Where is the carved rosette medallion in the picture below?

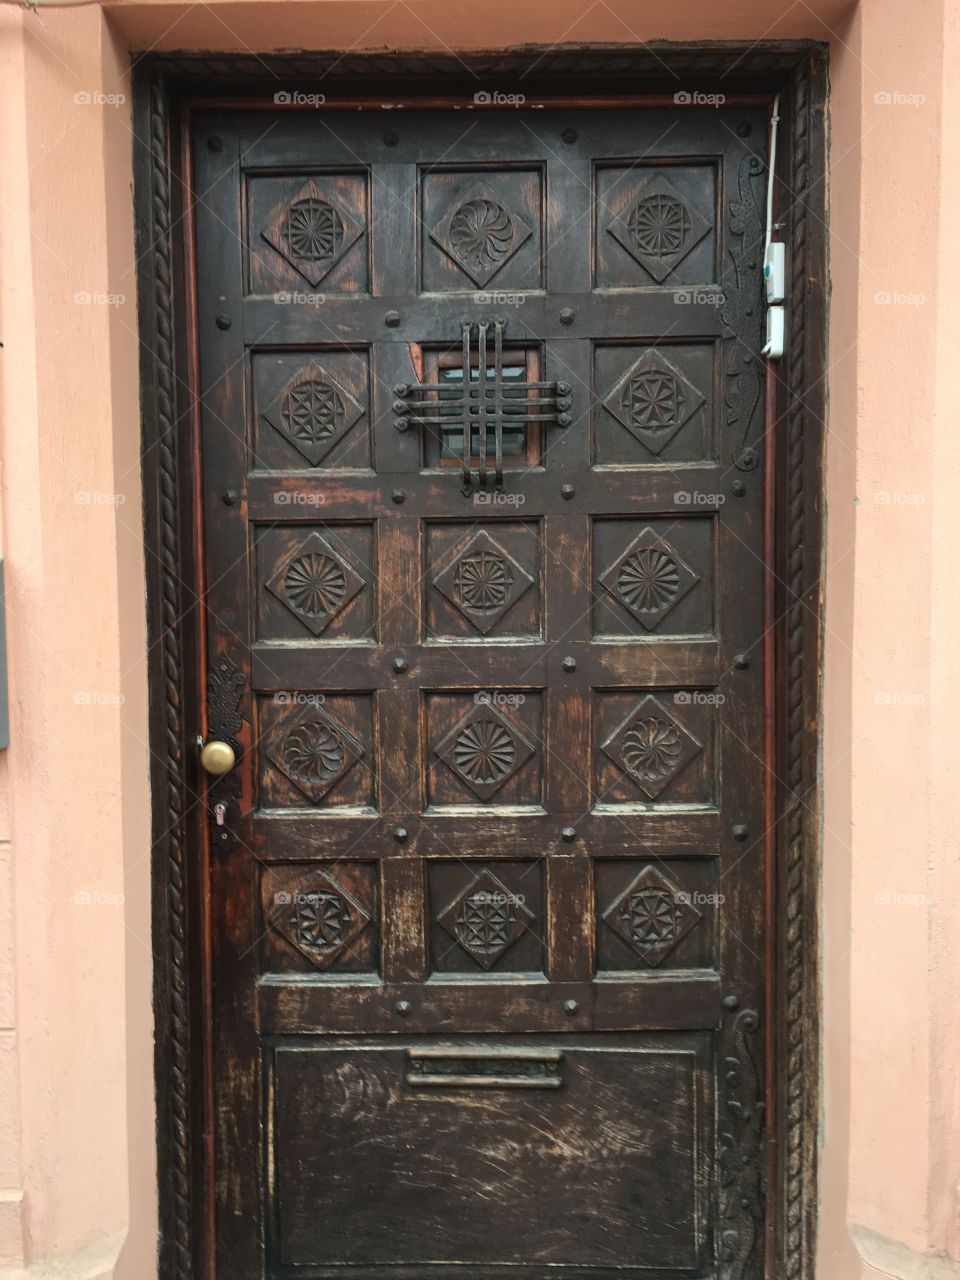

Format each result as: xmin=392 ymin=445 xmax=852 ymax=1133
xmin=432 ymin=530 xmax=534 ymax=634
xmin=266 ymin=531 xmax=365 ymax=636
xmin=266 ymin=870 xmax=371 ymax=970
xmin=603 ymin=864 xmax=702 ymax=966
xmin=603 ymin=351 xmax=706 ymax=455
xmin=266 ymin=703 xmax=364 ymax=803
xmin=599 ymin=527 xmax=700 ymax=630
xmin=601 ymin=694 xmax=703 ymax=800
xmin=262 ymin=361 xmax=365 ymax=466
xmin=437 ymin=868 xmax=534 ymax=968
xmin=607 ymin=172 xmax=711 ymax=281
xmin=430 ymin=182 xmax=533 ymax=287
xmin=433 ymin=701 xmax=535 ymax=802
xmin=262 ymin=179 xmax=364 ymax=286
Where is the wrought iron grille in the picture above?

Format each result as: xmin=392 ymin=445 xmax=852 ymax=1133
xmin=393 ymin=319 xmax=572 ymax=491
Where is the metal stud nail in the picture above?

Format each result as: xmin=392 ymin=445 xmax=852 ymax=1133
xmin=563 ymin=999 xmax=579 ymax=1016
xmin=733 ymin=653 xmax=750 ymax=670
xmin=394 ymin=1000 xmax=411 ymax=1016
xmin=222 ymin=490 xmax=238 ymax=506
xmin=561 ymin=826 xmax=576 ymax=843
xmin=723 ymin=993 xmax=740 ymax=1010
xmin=216 ymin=314 xmax=232 ymax=331
xmin=561 ymin=128 xmax=578 ymax=144
xmin=732 ymin=479 xmax=747 ymax=497
xmin=391 ymin=488 xmax=406 ymax=504
xmin=559 ymin=307 xmax=576 ymax=326
xmin=383 ymin=130 xmax=400 ymax=146
xmin=392 ymin=825 xmax=408 ymax=843
xmin=732 ymin=824 xmax=749 ymax=842
xmin=392 ymin=656 xmax=409 ymax=674
xmin=560 ymin=483 xmax=575 ymax=500
xmin=385 ymin=310 xmax=401 ymax=327
xmin=207 ymin=135 xmax=223 ymax=152
xmin=562 ymin=656 xmax=577 ymax=672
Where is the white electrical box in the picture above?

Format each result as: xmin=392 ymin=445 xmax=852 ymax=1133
xmin=764 ymin=242 xmax=786 ymax=304
xmin=763 ymin=306 xmax=785 ymax=359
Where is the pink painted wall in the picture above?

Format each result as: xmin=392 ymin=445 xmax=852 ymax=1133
xmin=0 ymin=0 xmax=957 ymax=1277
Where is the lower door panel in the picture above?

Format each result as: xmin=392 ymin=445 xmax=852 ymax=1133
xmin=269 ymin=1034 xmax=712 ymax=1276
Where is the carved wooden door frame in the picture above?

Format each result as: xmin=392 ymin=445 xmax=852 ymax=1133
xmin=134 ymin=44 xmax=827 ymax=1280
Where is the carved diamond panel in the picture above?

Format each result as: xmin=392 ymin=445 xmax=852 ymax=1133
xmin=262 ymin=179 xmax=364 ymax=287
xmin=267 ymin=870 xmax=372 ymax=970
xmin=432 ymin=530 xmax=535 ymax=635
xmin=599 ymin=527 xmax=700 ymax=631
xmin=429 ymin=182 xmax=533 ymax=287
xmin=602 ymin=350 xmax=706 ymax=456
xmin=437 ymin=868 xmax=535 ymax=969
xmin=602 ymin=865 xmax=702 ymax=967
xmin=607 ymin=173 xmax=711 ymax=282
xmin=266 ymin=531 xmax=365 ymax=636
xmin=433 ymin=702 xmax=536 ymax=802
xmin=262 ymin=361 xmax=365 ymax=466
xmin=266 ymin=703 xmax=365 ymax=803
xmin=601 ymin=695 xmax=703 ymax=800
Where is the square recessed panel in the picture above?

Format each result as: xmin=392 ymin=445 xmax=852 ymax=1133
xmin=247 ymin=172 xmax=369 ymax=296
xmin=254 ymin=349 xmax=371 ymax=472
xmin=594 ymin=343 xmax=715 ymax=467
xmin=426 ymin=522 xmax=541 ymax=641
xmin=594 ymin=690 xmax=715 ymax=809
xmin=426 ymin=691 xmax=543 ymax=810
xmin=595 ymin=164 xmax=716 ymax=289
xmin=257 ymin=524 xmax=375 ymax=643
xmin=421 ymin=169 xmax=543 ymax=293
xmin=594 ymin=859 xmax=717 ymax=972
xmin=259 ymin=693 xmax=376 ymax=811
xmin=261 ymin=863 xmax=379 ymax=975
xmin=593 ymin=518 xmax=713 ymax=639
xmin=429 ymin=861 xmax=544 ymax=974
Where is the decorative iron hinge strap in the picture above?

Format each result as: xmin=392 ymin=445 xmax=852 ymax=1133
xmin=393 ymin=318 xmax=572 ymax=491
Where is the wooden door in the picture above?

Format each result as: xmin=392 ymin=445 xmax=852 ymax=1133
xmin=193 ymin=103 xmax=769 ymax=1280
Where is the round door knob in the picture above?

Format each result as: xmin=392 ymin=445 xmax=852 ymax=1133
xmin=199 ymin=740 xmax=236 ymax=776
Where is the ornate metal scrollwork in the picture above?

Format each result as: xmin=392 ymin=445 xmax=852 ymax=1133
xmin=721 ymin=155 xmax=766 ymax=472
xmin=393 ymin=319 xmax=572 ymax=491
xmin=718 ymin=1004 xmax=765 ymax=1279
xmin=207 ymin=653 xmax=246 ymax=754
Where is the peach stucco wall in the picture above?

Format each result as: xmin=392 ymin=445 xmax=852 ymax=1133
xmin=0 ymin=0 xmax=958 ymax=1277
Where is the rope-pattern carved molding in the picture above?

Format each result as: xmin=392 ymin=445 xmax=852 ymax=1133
xmin=147 ymin=71 xmax=193 ymax=1280
xmin=782 ymin=57 xmax=817 ymax=1280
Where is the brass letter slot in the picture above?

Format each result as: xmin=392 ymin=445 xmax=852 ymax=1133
xmin=406 ymin=1046 xmax=563 ymax=1089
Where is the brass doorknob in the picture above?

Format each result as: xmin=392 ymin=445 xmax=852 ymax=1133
xmin=199 ymin=740 xmax=236 ymax=775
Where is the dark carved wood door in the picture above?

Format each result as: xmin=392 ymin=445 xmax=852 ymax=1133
xmin=193 ymin=103 xmax=769 ymax=1280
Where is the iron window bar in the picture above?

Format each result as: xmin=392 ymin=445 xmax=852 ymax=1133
xmin=393 ymin=319 xmax=572 ymax=491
